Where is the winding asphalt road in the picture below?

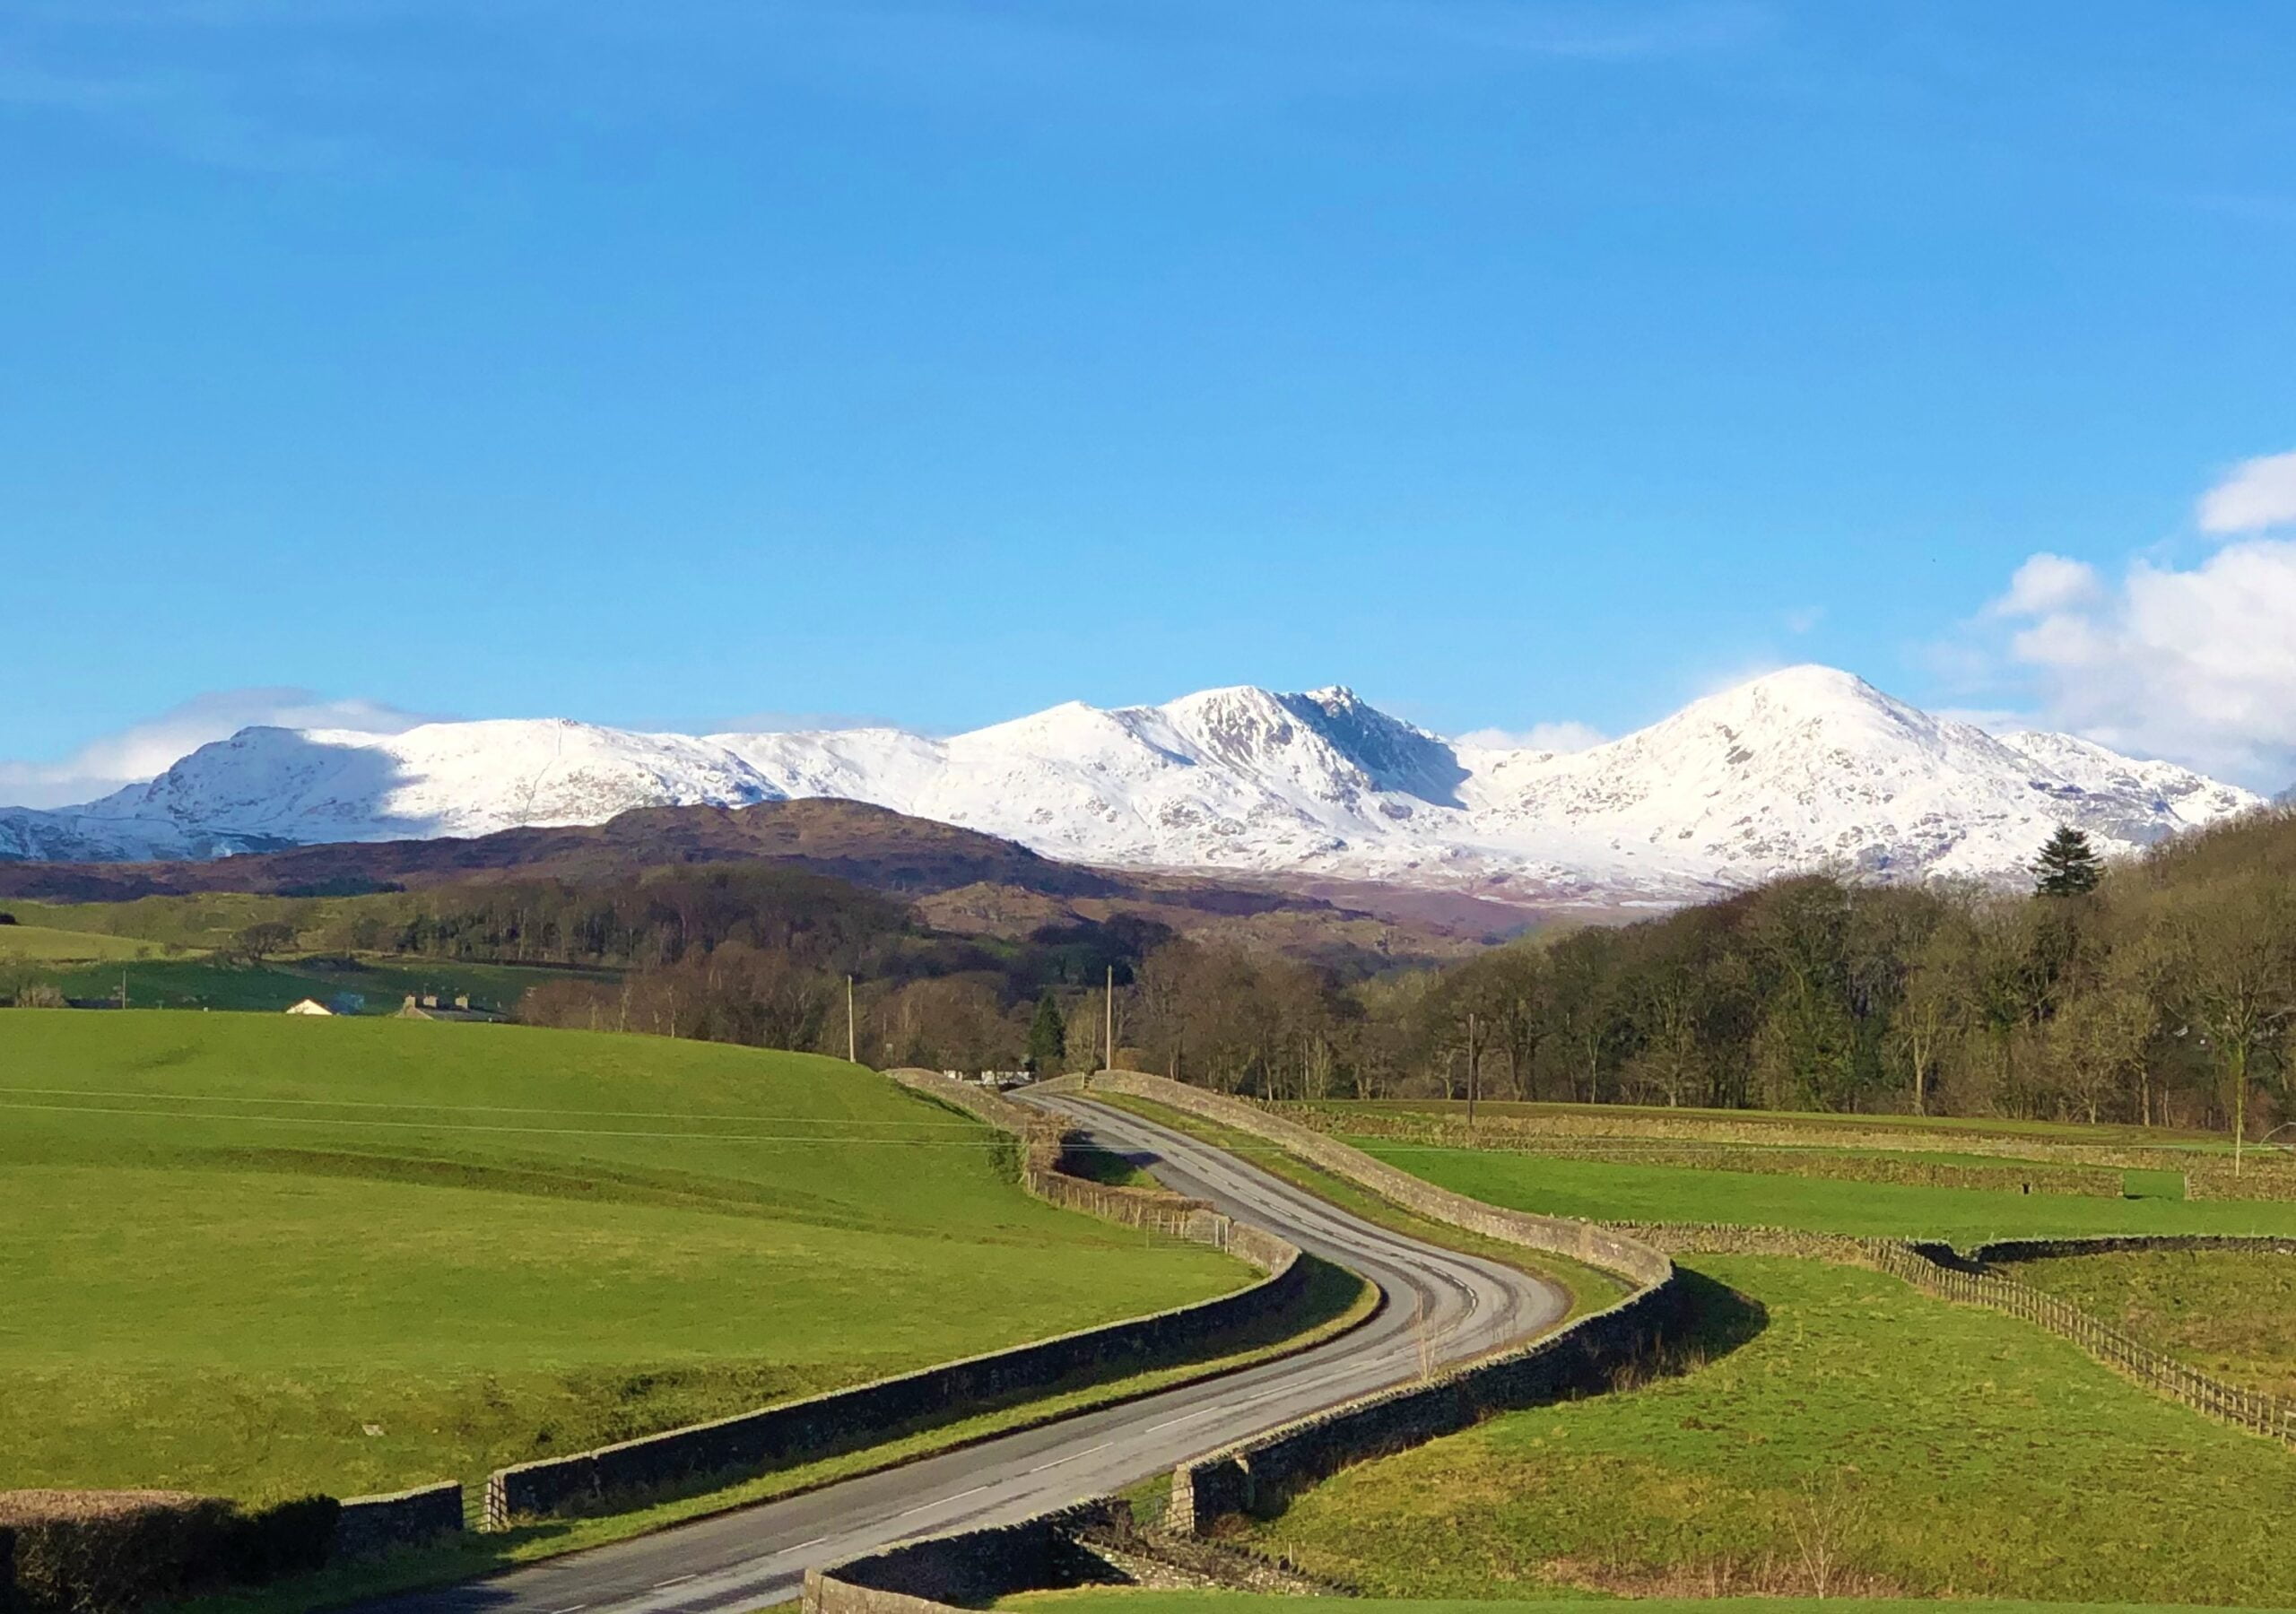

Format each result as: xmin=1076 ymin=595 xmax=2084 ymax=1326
xmin=370 ymin=1093 xmax=1566 ymax=1614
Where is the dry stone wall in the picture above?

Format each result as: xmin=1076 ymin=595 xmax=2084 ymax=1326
xmin=1166 ymin=1280 xmax=1679 ymax=1532
xmin=1602 ymin=1220 xmax=1879 ymax=1263
xmin=1298 ymin=1115 xmax=2127 ymax=1197
xmin=487 ymin=1253 xmax=1310 ymax=1523
xmin=330 ymin=1482 xmax=464 ymax=1561
xmin=1079 ymin=1073 xmax=1673 ymax=1287
xmin=801 ymin=1499 xmax=1126 ymax=1614
xmin=1061 ymin=1072 xmax=1680 ymax=1532
xmin=2186 ymin=1163 xmax=2296 ymax=1202
xmin=1282 ymin=1102 xmax=2192 ymax=1171
xmin=1970 ymin=1233 xmax=2296 ymax=1264
xmin=484 ymin=1071 xmax=1309 ymax=1526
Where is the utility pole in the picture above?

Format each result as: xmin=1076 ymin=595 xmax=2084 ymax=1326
xmin=846 ymin=975 xmax=857 ymax=1065
xmin=119 ymin=970 xmax=128 ymax=1011
xmin=1105 ymin=965 xmax=1116 ymax=1073
xmin=1465 ymin=1011 xmax=1478 ymax=1133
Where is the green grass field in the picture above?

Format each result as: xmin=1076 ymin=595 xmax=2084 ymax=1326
xmin=1351 ymin=1140 xmax=2296 ymax=1243
xmin=0 ymin=1013 xmax=1246 ymax=1503
xmin=2010 ymin=1247 xmax=2296 ymax=1400
xmin=1224 ymin=1257 xmax=2296 ymax=1606
xmin=1006 ymin=1596 xmax=2296 ymax=1614
xmin=0 ymin=923 xmax=169 ymax=962
xmin=6 ymin=894 xmax=368 ymax=952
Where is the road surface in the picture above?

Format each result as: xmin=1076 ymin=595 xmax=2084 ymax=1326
xmin=366 ymin=1093 xmax=1567 ymax=1614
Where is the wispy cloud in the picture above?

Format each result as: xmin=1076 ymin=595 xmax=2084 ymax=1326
xmin=0 ymin=689 xmax=437 ymax=810
xmin=1456 ymin=719 xmax=1607 ymax=754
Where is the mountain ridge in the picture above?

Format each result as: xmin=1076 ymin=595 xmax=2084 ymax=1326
xmin=0 ymin=666 xmax=2262 ymax=902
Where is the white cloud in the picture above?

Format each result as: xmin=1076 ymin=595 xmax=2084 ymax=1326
xmin=1456 ymin=720 xmax=1608 ymax=755
xmin=1988 ymin=540 xmax=2296 ymax=789
xmin=1987 ymin=551 xmax=2101 ymax=618
xmin=1783 ymin=605 xmax=1825 ymax=634
xmin=2197 ymin=449 xmax=2296 ymax=534
xmin=0 ymin=688 xmax=434 ymax=810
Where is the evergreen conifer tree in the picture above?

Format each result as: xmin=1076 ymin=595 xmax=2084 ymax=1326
xmin=2032 ymin=825 xmax=2103 ymax=896
xmin=1026 ymin=990 xmax=1066 ymax=1074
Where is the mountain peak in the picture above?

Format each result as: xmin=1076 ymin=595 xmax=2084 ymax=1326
xmin=2 ymin=675 xmax=2264 ymax=902
xmin=1704 ymin=664 xmax=1892 ymax=709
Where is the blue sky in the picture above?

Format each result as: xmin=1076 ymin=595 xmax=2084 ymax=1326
xmin=7 ymin=1 xmax=2296 ymax=801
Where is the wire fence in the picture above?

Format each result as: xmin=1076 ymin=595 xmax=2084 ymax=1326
xmin=1862 ymin=1240 xmax=2296 ymax=1447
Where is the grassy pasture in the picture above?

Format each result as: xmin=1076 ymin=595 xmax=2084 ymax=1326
xmin=1349 ymin=1141 xmax=2296 ymax=1243
xmin=2010 ymin=1247 xmax=2296 ymax=1400
xmin=0 ymin=922 xmax=166 ymax=963
xmin=1006 ymin=1596 xmax=2296 ymax=1614
xmin=6 ymin=894 xmax=369 ymax=952
xmin=0 ymin=1013 xmax=1245 ymax=1503
xmin=1224 ymin=1257 xmax=2296 ymax=1607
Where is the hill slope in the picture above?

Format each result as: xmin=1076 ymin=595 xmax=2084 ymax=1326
xmin=0 ymin=1013 xmax=1243 ymax=1501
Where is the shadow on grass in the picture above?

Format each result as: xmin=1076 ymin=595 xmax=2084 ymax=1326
xmin=1222 ymin=1268 xmax=1769 ymax=1532
xmin=1058 ymin=1145 xmax=1160 ymax=1189
xmin=1651 ymin=1266 xmax=1770 ymax=1379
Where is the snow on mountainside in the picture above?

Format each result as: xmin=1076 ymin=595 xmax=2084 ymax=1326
xmin=45 ymin=721 xmax=785 ymax=862
xmin=0 ymin=668 xmax=2265 ymax=902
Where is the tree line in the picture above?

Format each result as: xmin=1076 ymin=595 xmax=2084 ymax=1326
xmin=1111 ymin=812 xmax=2296 ymax=1145
xmin=417 ymin=812 xmax=2296 ymax=1144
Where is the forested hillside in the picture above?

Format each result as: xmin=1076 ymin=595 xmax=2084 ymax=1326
xmin=1133 ymin=807 xmax=2296 ymax=1140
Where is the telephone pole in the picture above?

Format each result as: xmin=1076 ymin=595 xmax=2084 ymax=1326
xmin=846 ymin=975 xmax=857 ymax=1065
xmin=1105 ymin=965 xmax=1116 ymax=1073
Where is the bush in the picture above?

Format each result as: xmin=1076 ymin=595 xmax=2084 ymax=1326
xmin=0 ymin=1491 xmax=232 ymax=1614
xmin=0 ymin=1491 xmax=342 ymax=1613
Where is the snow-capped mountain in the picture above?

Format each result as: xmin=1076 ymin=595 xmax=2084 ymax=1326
xmin=0 ymin=667 xmax=2264 ymax=903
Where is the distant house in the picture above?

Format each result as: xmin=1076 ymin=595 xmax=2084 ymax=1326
xmin=395 ymin=993 xmax=504 ymax=1023
xmin=285 ymin=998 xmax=334 ymax=1016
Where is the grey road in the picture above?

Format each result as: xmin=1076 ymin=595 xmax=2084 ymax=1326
xmin=367 ymin=1094 xmax=1566 ymax=1614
